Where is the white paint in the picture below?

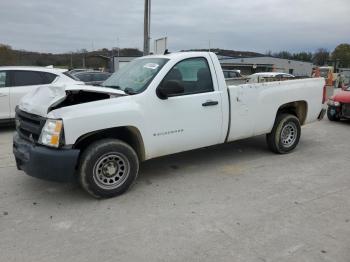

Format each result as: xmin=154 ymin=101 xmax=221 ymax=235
xmin=18 ymin=52 xmax=325 ymax=160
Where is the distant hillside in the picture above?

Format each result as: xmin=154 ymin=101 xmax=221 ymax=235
xmin=1 ymin=44 xmax=321 ymax=69
xmin=0 ymin=45 xmax=264 ymax=69
xmin=0 ymin=44 xmax=143 ymax=69
xmin=183 ymin=48 xmax=264 ymax=58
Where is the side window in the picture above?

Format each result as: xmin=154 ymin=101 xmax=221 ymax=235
xmin=12 ymin=71 xmax=46 ymax=86
xmin=229 ymin=71 xmax=238 ymax=78
xmin=41 ymin=72 xmax=57 ymax=84
xmin=0 ymin=71 xmax=7 ymax=87
xmin=163 ymin=57 xmax=214 ymax=95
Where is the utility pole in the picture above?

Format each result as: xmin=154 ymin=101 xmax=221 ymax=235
xmin=117 ymin=37 xmax=120 ymax=57
xmin=82 ymin=55 xmax=85 ymax=68
xmin=143 ymin=0 xmax=151 ymax=55
xmin=70 ymin=52 xmax=73 ymax=69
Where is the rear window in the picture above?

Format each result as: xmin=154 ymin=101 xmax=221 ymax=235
xmin=93 ymin=73 xmax=110 ymax=81
xmin=41 ymin=72 xmax=57 ymax=83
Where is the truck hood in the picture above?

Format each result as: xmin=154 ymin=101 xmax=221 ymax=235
xmin=332 ymin=90 xmax=350 ymax=103
xmin=18 ymin=84 xmax=126 ymax=117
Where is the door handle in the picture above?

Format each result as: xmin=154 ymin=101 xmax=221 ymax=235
xmin=202 ymin=100 xmax=219 ymax=107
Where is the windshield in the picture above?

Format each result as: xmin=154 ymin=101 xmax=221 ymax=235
xmin=102 ymin=58 xmax=169 ymax=94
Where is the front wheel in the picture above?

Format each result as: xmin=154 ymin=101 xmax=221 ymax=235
xmin=266 ymin=114 xmax=301 ymax=154
xmin=79 ymin=139 xmax=139 ymax=198
xmin=327 ymin=106 xmax=340 ymax=121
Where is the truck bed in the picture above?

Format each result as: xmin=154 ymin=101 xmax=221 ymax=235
xmin=226 ymin=78 xmax=325 ymax=142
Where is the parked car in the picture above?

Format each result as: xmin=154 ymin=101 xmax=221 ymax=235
xmin=0 ymin=66 xmax=83 ymax=123
xmin=247 ymin=72 xmax=295 ymax=83
xmin=223 ymin=69 xmax=247 ymax=85
xmin=222 ymin=69 xmax=242 ymax=79
xmin=71 ymin=71 xmax=112 ymax=86
xmin=13 ymin=52 xmax=326 ymax=198
xmin=68 ymin=68 xmax=92 ymax=75
xmin=327 ymin=86 xmax=350 ymax=121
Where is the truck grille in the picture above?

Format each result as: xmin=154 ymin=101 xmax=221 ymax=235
xmin=15 ymin=107 xmax=46 ymax=143
xmin=342 ymin=103 xmax=350 ymax=118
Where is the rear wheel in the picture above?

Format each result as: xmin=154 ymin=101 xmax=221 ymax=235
xmin=266 ymin=114 xmax=301 ymax=154
xmin=327 ymin=106 xmax=340 ymax=121
xmin=79 ymin=139 xmax=139 ymax=198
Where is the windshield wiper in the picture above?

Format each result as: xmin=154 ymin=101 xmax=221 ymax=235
xmin=103 ymin=85 xmax=129 ymax=95
xmin=103 ymin=85 xmax=137 ymax=95
xmin=103 ymin=85 xmax=122 ymax=89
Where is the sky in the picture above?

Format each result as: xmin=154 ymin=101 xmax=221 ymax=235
xmin=1 ymin=0 xmax=349 ymax=54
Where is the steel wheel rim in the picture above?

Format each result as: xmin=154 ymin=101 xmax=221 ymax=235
xmin=281 ymin=122 xmax=297 ymax=148
xmin=93 ymin=153 xmax=130 ymax=190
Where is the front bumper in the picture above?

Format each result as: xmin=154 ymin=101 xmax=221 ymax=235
xmin=13 ymin=133 xmax=80 ymax=182
xmin=328 ymin=103 xmax=350 ymax=119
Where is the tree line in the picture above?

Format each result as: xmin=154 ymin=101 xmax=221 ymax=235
xmin=268 ymin=44 xmax=350 ymax=67
xmin=1 ymin=43 xmax=350 ymax=69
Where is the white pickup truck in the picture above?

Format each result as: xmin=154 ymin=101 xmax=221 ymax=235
xmin=13 ymin=52 xmax=326 ymax=198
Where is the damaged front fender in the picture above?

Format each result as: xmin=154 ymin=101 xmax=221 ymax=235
xmin=19 ymin=84 xmax=126 ymax=117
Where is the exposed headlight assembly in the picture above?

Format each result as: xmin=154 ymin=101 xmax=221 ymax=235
xmin=39 ymin=119 xmax=64 ymax=148
xmin=327 ymin=99 xmax=340 ymax=107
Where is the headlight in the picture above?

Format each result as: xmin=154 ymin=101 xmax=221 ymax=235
xmin=39 ymin=119 xmax=63 ymax=148
xmin=327 ymin=99 xmax=340 ymax=107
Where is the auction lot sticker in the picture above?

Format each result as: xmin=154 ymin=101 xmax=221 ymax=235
xmin=144 ymin=63 xmax=159 ymax=70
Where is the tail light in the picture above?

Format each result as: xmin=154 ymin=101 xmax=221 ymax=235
xmin=322 ymin=85 xmax=327 ymax=104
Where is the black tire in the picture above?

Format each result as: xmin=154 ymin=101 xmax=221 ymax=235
xmin=266 ymin=114 xmax=301 ymax=154
xmin=79 ymin=139 xmax=139 ymax=198
xmin=327 ymin=106 xmax=340 ymax=121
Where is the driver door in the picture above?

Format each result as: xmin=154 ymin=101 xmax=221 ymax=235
xmin=146 ymin=56 xmax=223 ymax=158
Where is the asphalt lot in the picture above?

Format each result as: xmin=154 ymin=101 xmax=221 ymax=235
xmin=0 ymin=118 xmax=349 ymax=262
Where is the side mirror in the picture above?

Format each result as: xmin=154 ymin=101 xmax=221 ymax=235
xmin=157 ymin=80 xmax=184 ymax=99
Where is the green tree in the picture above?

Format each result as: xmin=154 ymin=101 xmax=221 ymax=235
xmin=273 ymin=51 xmax=293 ymax=59
xmin=332 ymin=43 xmax=350 ymax=68
xmin=312 ymin=48 xmax=329 ymax=66
xmin=292 ymin=52 xmax=313 ymax=62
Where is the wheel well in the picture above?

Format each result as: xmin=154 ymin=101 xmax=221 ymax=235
xmin=277 ymin=101 xmax=308 ymax=125
xmin=74 ymin=126 xmax=145 ymax=161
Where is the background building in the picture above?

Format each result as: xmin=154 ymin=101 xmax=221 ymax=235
xmin=220 ymin=56 xmax=314 ymax=76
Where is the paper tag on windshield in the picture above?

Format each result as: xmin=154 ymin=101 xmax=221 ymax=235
xmin=144 ymin=63 xmax=159 ymax=70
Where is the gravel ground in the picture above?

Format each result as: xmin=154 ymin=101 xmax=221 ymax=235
xmin=0 ymin=118 xmax=349 ymax=262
